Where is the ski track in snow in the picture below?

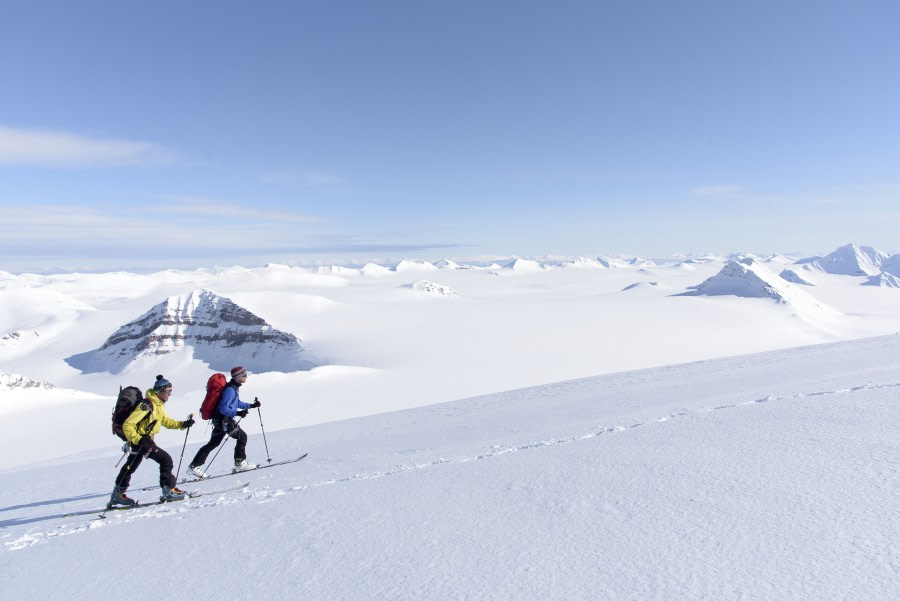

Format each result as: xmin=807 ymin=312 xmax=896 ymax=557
xmin=6 ymin=379 xmax=898 ymax=551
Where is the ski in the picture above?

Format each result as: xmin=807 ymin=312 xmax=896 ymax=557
xmin=175 ymin=452 xmax=309 ymax=485
xmin=94 ymin=481 xmax=251 ymax=519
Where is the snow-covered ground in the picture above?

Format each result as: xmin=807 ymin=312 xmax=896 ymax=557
xmin=1 ymin=335 xmax=898 ymax=600
xmin=1 ymin=244 xmax=898 ymax=599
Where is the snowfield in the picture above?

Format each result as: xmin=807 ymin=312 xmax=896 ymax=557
xmin=1 ymin=245 xmax=899 ymax=600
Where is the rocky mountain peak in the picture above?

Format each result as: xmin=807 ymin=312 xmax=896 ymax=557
xmin=66 ymin=288 xmax=314 ymax=374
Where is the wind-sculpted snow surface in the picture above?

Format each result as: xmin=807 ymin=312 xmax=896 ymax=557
xmin=2 ymin=335 xmax=898 ymax=601
xmin=0 ymin=287 xmax=96 ymax=359
xmin=65 ymin=288 xmax=315 ymax=374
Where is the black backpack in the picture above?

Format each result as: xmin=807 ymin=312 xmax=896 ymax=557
xmin=111 ymin=386 xmax=144 ymax=441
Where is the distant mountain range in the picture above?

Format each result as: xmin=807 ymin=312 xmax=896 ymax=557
xmin=3 ymin=242 xmax=896 ymax=386
xmin=65 ymin=288 xmax=316 ymax=375
xmin=678 ymin=241 xmax=900 ymax=316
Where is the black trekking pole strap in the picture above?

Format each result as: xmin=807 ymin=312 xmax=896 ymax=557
xmin=174 ymin=413 xmax=194 ymax=479
xmin=256 ymin=404 xmax=272 ymax=463
xmin=115 ymin=417 xmax=157 ymax=466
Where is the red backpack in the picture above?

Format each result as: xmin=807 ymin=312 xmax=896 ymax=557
xmin=200 ymin=373 xmax=227 ymax=420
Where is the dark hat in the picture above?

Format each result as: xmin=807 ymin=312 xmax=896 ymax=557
xmin=153 ymin=374 xmax=173 ymax=391
xmin=231 ymin=366 xmax=247 ymax=378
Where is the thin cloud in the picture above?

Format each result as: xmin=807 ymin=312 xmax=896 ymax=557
xmin=161 ymin=196 xmax=321 ymax=223
xmin=0 ymin=202 xmax=321 ymax=251
xmin=262 ymin=169 xmax=343 ymax=187
xmin=0 ymin=125 xmax=176 ymax=167
xmin=689 ymin=184 xmax=745 ymax=197
xmin=0 ymin=203 xmax=467 ymax=272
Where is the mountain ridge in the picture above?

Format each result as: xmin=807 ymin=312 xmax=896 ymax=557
xmin=65 ymin=288 xmax=316 ymax=375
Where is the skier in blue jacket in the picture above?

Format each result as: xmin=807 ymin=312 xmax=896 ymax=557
xmin=187 ymin=366 xmax=261 ymax=477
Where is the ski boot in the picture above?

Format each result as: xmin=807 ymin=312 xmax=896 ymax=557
xmin=187 ymin=464 xmax=208 ymax=479
xmin=108 ymin=486 xmax=137 ymax=509
xmin=232 ymin=458 xmax=258 ymax=473
xmin=160 ymin=485 xmax=187 ymax=502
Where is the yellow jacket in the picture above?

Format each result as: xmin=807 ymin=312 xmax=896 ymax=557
xmin=122 ymin=389 xmax=187 ymax=445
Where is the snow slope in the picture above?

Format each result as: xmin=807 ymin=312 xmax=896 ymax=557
xmin=1 ymin=335 xmax=898 ymax=600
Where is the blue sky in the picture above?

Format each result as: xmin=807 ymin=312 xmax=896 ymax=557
xmin=1 ymin=1 xmax=898 ymax=272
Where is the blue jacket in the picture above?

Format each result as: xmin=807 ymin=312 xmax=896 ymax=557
xmin=216 ymin=382 xmax=252 ymax=418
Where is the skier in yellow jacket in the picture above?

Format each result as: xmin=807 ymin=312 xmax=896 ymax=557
xmin=109 ymin=375 xmax=195 ymax=507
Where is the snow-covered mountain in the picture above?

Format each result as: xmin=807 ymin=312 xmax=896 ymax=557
xmin=0 ymin=371 xmax=55 ymax=390
xmin=622 ymin=281 xmax=663 ymax=291
xmin=395 ymin=260 xmax=439 ymax=272
xmin=779 ymin=267 xmax=817 ymax=286
xmin=626 ymin=256 xmax=656 ymax=267
xmin=315 ymin=265 xmax=361 ymax=276
xmin=863 ymin=272 xmax=900 ymax=288
xmin=410 ymin=280 xmax=461 ymax=298
xmin=65 ymin=289 xmax=315 ymax=375
xmin=560 ymin=257 xmax=608 ymax=269
xmin=434 ymin=258 xmax=475 ymax=270
xmin=882 ymin=253 xmax=900 ymax=277
xmin=682 ymin=259 xmax=841 ymax=318
xmin=507 ymin=258 xmax=546 ymax=272
xmin=597 ymin=256 xmax=630 ymax=268
xmin=361 ymin=262 xmax=393 ymax=277
xmin=801 ymin=243 xmax=889 ymax=276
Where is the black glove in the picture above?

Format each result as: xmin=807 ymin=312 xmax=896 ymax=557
xmin=251 ymin=399 xmax=261 ymax=408
xmin=136 ymin=435 xmax=155 ymax=456
xmin=182 ymin=417 xmax=195 ymax=429
xmin=236 ymin=409 xmax=249 ymax=418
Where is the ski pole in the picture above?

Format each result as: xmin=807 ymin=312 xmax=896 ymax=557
xmin=114 ymin=443 xmax=128 ymax=468
xmin=174 ymin=413 xmax=193 ymax=479
xmin=256 ymin=400 xmax=271 ymax=463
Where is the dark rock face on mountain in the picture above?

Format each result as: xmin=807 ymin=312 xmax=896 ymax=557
xmin=66 ymin=289 xmax=315 ymax=374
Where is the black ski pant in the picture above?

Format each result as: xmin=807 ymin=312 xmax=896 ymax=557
xmin=190 ymin=417 xmax=247 ymax=467
xmin=115 ymin=443 xmax=176 ymax=491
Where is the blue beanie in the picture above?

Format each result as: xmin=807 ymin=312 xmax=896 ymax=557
xmin=153 ymin=375 xmax=172 ymax=391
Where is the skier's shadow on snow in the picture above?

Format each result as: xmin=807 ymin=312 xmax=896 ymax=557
xmin=0 ymin=493 xmax=109 ymax=528
xmin=1 ymin=493 xmax=105 ymax=513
